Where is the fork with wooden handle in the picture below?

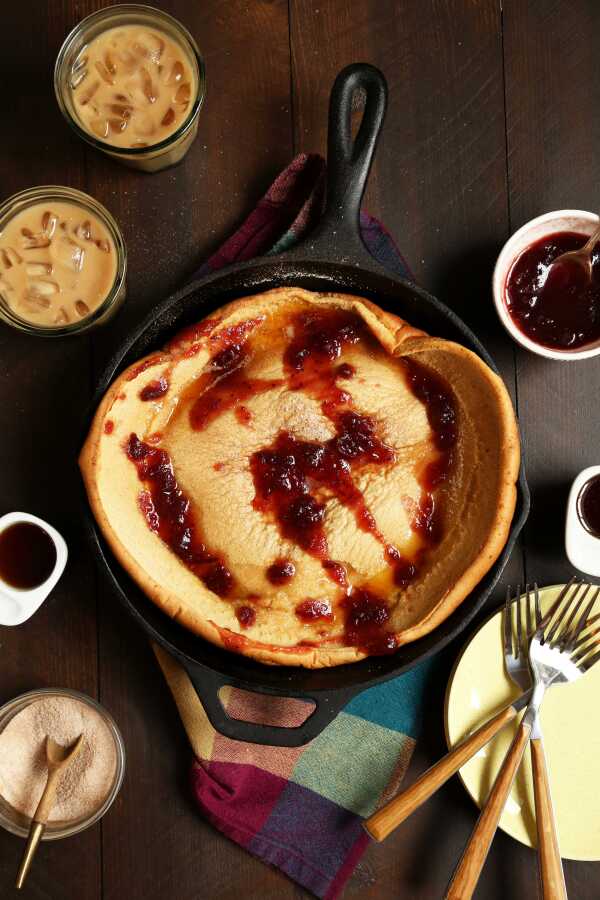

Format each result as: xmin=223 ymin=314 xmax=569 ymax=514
xmin=364 ymin=582 xmax=574 ymax=848
xmin=506 ymin=582 xmax=569 ymax=899
xmin=364 ymin=689 xmax=531 ymax=842
xmin=531 ymin=601 xmax=600 ymax=898
xmin=446 ymin=581 xmax=600 ymax=899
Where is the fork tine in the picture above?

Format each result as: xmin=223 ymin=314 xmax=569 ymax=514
xmin=545 ymin=580 xmax=583 ymax=644
xmin=583 ymin=610 xmax=600 ymax=631
xmin=565 ymin=585 xmax=600 ymax=649
xmin=516 ymin=585 xmax=524 ymax=658
xmin=571 ymin=639 xmax=600 ymax=671
xmin=555 ymin=583 xmax=593 ymax=648
xmin=503 ymin=585 xmax=514 ymax=658
xmin=572 ymin=632 xmax=599 ymax=663
xmin=571 ymin=591 xmax=600 ymax=658
xmin=534 ymin=583 xmax=542 ymax=629
xmin=525 ymin=584 xmax=533 ymax=637
xmin=536 ymin=576 xmax=578 ymax=639
xmin=573 ymin=615 xmax=600 ymax=656
xmin=581 ymin=645 xmax=600 ymax=672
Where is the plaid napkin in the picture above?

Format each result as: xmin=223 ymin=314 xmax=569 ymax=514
xmin=154 ymin=153 xmax=436 ymax=899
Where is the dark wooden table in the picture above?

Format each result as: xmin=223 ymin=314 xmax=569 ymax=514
xmin=1 ymin=2 xmax=599 ymax=897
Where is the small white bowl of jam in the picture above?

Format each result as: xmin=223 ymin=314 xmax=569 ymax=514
xmin=0 ymin=512 xmax=68 ymax=626
xmin=566 ymin=466 xmax=600 ymax=577
xmin=493 ymin=210 xmax=600 ymax=360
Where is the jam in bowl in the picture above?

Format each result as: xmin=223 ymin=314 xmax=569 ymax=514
xmin=493 ymin=210 xmax=600 ymax=360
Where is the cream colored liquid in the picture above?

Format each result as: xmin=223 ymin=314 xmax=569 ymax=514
xmin=0 ymin=201 xmax=117 ymax=327
xmin=71 ymin=25 xmax=196 ymax=149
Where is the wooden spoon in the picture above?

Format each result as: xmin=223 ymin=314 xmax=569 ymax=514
xmin=15 ymin=733 xmax=84 ymax=890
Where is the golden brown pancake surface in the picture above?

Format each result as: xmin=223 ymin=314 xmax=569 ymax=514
xmin=80 ymin=288 xmax=520 ymax=667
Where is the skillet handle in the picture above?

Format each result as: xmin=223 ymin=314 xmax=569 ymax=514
xmin=285 ymin=62 xmax=388 ymax=271
xmin=183 ymin=661 xmax=357 ymax=747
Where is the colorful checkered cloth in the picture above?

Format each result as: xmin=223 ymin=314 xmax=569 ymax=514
xmin=155 ymin=153 xmax=435 ymax=899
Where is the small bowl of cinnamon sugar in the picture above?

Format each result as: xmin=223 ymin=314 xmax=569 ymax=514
xmin=0 ymin=688 xmax=125 ymax=839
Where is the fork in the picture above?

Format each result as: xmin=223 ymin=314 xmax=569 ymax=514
xmin=365 ymin=629 xmax=533 ymax=842
xmin=446 ymin=579 xmax=600 ymax=899
xmin=505 ymin=583 xmax=567 ymax=900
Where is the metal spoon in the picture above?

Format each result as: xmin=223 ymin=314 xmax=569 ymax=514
xmin=545 ymin=222 xmax=600 ymax=285
xmin=15 ymin=733 xmax=84 ymax=890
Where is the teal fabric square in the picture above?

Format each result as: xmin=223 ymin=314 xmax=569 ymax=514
xmin=291 ymin=711 xmax=414 ymax=817
xmin=344 ymin=651 xmax=452 ymax=738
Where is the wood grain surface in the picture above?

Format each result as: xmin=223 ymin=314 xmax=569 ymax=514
xmin=0 ymin=2 xmax=598 ymax=898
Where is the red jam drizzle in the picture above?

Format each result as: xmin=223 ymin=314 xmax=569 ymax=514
xmin=250 ymin=420 xmax=394 ymax=562
xmin=190 ymin=369 xmax=282 ymax=431
xmin=505 ymin=232 xmax=600 ymax=350
xmin=403 ymin=358 xmax=457 ymax=545
xmin=295 ymin=599 xmax=333 ymax=622
xmin=166 ymin=316 xmax=223 ymax=355
xmin=321 ymin=559 xmax=348 ymax=587
xmin=343 ymin=589 xmax=398 ymax=655
xmin=266 ymin=558 xmax=296 ymax=585
xmin=385 ymin=545 xmax=417 ymax=587
xmin=336 ymin=362 xmax=356 ymax=379
xmin=188 ymin=321 xmax=282 ymax=432
xmin=126 ymin=355 xmax=165 ymax=381
xmin=283 ymin=310 xmax=361 ymax=417
xmin=577 ymin=474 xmax=600 ymax=538
xmin=126 ymin=433 xmax=234 ymax=597
xmin=104 ymin=420 xmax=114 ymax=434
xmin=139 ymin=376 xmax=169 ymax=401
xmin=235 ymin=405 xmax=252 ymax=426
xmin=219 ymin=629 xmax=247 ymax=652
xmin=236 ymin=605 xmax=256 ymax=628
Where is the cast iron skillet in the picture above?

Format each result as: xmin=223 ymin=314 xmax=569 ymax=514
xmin=84 ymin=63 xmax=530 ymax=746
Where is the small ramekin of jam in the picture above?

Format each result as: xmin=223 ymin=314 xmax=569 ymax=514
xmin=0 ymin=185 xmax=126 ymax=336
xmin=493 ymin=210 xmax=600 ymax=360
xmin=54 ymin=5 xmax=206 ymax=173
xmin=566 ymin=465 xmax=600 ymax=577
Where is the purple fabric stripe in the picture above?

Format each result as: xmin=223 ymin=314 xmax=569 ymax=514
xmin=324 ymin=832 xmax=371 ymax=900
xmin=248 ymin=780 xmax=366 ymax=899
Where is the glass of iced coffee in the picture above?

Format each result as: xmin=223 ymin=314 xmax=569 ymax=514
xmin=0 ymin=186 xmax=126 ymax=336
xmin=54 ymin=5 xmax=205 ymax=173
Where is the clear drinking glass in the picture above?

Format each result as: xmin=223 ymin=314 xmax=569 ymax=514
xmin=54 ymin=4 xmax=206 ymax=172
xmin=0 ymin=185 xmax=127 ymax=337
xmin=0 ymin=688 xmax=126 ymax=840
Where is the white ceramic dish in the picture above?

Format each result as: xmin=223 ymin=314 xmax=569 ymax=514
xmin=0 ymin=512 xmax=68 ymax=626
xmin=492 ymin=209 xmax=600 ymax=361
xmin=566 ymin=466 xmax=600 ymax=577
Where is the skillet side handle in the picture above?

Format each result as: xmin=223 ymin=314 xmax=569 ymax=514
xmin=183 ymin=662 xmax=356 ymax=747
xmin=285 ymin=62 xmax=388 ymax=270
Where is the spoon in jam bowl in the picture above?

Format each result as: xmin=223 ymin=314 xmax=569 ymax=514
xmin=15 ymin=733 xmax=84 ymax=889
xmin=493 ymin=209 xmax=600 ymax=360
xmin=543 ymin=222 xmax=600 ymax=289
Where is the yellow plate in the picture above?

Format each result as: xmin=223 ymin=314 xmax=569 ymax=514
xmin=445 ymin=584 xmax=600 ymax=861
